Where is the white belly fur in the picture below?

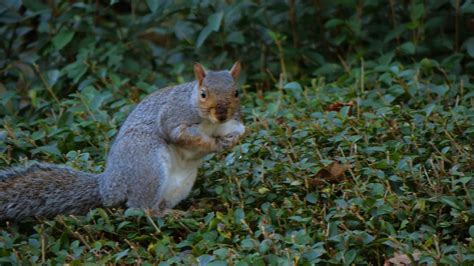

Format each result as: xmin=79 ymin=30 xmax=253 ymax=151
xmin=161 ymin=146 xmax=201 ymax=208
xmin=160 ymin=119 xmax=245 ymax=208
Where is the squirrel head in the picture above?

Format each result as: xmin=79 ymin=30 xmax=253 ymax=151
xmin=194 ymin=62 xmax=241 ymax=124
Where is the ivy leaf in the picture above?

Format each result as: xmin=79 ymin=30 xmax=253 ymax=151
xmin=47 ymin=69 xmax=60 ymax=87
xmin=113 ymin=249 xmax=129 ymax=263
xmin=196 ymin=12 xmax=223 ymax=48
xmin=344 ymin=249 xmax=357 ymax=264
xmin=410 ymin=3 xmax=424 ymax=21
xmin=284 ymin=82 xmax=303 ymax=99
xmin=31 ymin=144 xmax=62 ymax=157
xmin=22 ymin=0 xmax=48 ymax=12
xmin=145 ymin=0 xmax=158 ymax=13
xmin=400 ymin=42 xmax=416 ymax=55
xmin=463 ymin=37 xmax=474 ymax=57
xmin=226 ymin=31 xmax=245 ymax=44
xmin=52 ymin=29 xmax=75 ymax=50
xmin=425 ymin=103 xmax=436 ymax=116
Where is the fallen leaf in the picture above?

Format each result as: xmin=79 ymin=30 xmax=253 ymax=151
xmin=308 ymin=178 xmax=326 ymax=187
xmin=309 ymin=162 xmax=352 ymax=186
xmin=384 ymin=251 xmax=421 ymax=266
xmin=275 ymin=117 xmax=285 ymax=125
xmin=325 ymin=101 xmax=354 ymax=112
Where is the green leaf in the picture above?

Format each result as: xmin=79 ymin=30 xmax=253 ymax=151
xmin=464 ymin=37 xmax=474 ymax=57
xmin=429 ymin=84 xmax=448 ymax=96
xmin=400 ymin=42 xmax=416 ymax=55
xmin=241 ymin=239 xmax=254 ymax=249
xmin=31 ymin=144 xmax=62 ymax=157
xmin=324 ymin=18 xmax=344 ymax=29
xmin=197 ymin=254 xmax=214 ymax=265
xmin=52 ymin=30 xmax=75 ymax=50
xmin=47 ymin=70 xmax=60 ymax=87
xmin=196 ymin=12 xmax=223 ymax=48
xmin=410 ymin=3 xmax=424 ymax=21
xmin=22 ymin=0 xmax=48 ymax=12
xmin=226 ymin=31 xmax=245 ymax=44
xmin=31 ymin=130 xmax=45 ymax=140
xmin=113 ymin=249 xmax=129 ymax=262
xmin=425 ymin=103 xmax=436 ymax=116
xmin=440 ymin=197 xmax=463 ymax=210
xmin=284 ymin=81 xmax=303 ymax=99
xmin=124 ymin=208 xmax=145 ymax=217
xmin=63 ymin=61 xmax=87 ymax=84
xmin=207 ymin=261 xmax=227 ymax=266
xmin=305 ymin=193 xmax=317 ymax=204
xmin=96 ymin=208 xmax=110 ymax=224
xmin=208 ymin=12 xmax=224 ymax=32
xmin=234 ymin=208 xmax=245 ymax=224
xmin=344 ymin=249 xmax=357 ymax=264
xmin=146 ymin=0 xmax=158 ymax=13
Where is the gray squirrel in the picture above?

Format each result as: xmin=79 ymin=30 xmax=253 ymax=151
xmin=0 ymin=62 xmax=245 ymax=220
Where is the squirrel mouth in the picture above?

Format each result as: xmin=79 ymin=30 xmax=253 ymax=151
xmin=216 ymin=115 xmax=228 ymax=123
xmin=211 ymin=117 xmax=228 ymax=124
xmin=209 ymin=114 xmax=229 ymax=124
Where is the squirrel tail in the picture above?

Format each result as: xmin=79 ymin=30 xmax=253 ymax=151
xmin=0 ymin=163 xmax=103 ymax=220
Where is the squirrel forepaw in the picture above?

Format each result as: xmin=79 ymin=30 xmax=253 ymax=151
xmin=217 ymin=133 xmax=240 ymax=150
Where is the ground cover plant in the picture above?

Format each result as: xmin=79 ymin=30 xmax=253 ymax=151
xmin=1 ymin=0 xmax=473 ymax=264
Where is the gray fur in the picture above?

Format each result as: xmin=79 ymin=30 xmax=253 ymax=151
xmin=100 ymin=75 xmax=240 ymax=209
xmin=203 ymin=71 xmax=235 ymax=91
xmin=99 ymin=81 xmax=200 ymax=207
xmin=0 ymin=68 xmax=243 ymax=220
xmin=0 ymin=163 xmax=102 ymax=220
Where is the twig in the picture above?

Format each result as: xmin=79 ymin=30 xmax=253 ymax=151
xmin=274 ymin=37 xmax=288 ymax=82
xmin=337 ymin=53 xmax=350 ymax=73
xmin=388 ymin=0 xmax=400 ymax=45
xmin=33 ymin=64 xmax=61 ymax=105
xmin=288 ymin=0 xmax=299 ymax=49
xmin=455 ymin=0 xmax=460 ymax=52
xmin=40 ymin=224 xmax=46 ymax=264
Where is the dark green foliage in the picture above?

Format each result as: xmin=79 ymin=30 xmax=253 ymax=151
xmin=1 ymin=0 xmax=474 ymax=264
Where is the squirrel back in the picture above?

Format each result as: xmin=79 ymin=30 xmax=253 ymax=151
xmin=0 ymin=163 xmax=103 ymax=220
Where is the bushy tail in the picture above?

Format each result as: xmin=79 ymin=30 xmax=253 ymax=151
xmin=0 ymin=163 xmax=103 ymax=220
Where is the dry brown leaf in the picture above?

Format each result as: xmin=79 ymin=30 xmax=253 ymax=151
xmin=309 ymin=162 xmax=352 ymax=187
xmin=383 ymin=251 xmax=421 ymax=266
xmin=275 ymin=117 xmax=285 ymax=125
xmin=308 ymin=178 xmax=326 ymax=187
xmin=325 ymin=101 xmax=354 ymax=112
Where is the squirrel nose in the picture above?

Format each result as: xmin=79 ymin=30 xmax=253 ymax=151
xmin=215 ymin=105 xmax=228 ymax=122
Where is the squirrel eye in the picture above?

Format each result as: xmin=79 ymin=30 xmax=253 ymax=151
xmin=234 ymin=90 xmax=239 ymax=97
xmin=201 ymin=91 xmax=206 ymax=98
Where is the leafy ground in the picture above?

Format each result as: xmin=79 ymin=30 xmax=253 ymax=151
xmin=1 ymin=1 xmax=474 ymax=264
xmin=1 ymin=55 xmax=473 ymax=264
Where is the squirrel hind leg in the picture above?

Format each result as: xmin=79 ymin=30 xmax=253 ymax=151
xmin=124 ymin=152 xmax=170 ymax=210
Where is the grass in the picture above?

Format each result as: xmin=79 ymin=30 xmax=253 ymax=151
xmin=0 ymin=58 xmax=473 ymax=264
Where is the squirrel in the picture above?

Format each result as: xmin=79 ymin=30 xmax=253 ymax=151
xmin=0 ymin=62 xmax=245 ymax=220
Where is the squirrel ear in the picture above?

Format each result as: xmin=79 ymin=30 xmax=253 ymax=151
xmin=230 ymin=61 xmax=241 ymax=80
xmin=194 ymin=63 xmax=206 ymax=85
